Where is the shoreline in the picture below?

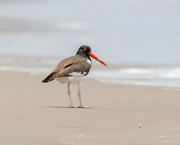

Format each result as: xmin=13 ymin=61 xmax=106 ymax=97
xmin=1 ymin=56 xmax=180 ymax=88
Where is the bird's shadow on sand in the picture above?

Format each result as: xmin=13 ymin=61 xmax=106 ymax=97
xmin=45 ymin=106 xmax=92 ymax=109
xmin=45 ymin=106 xmax=73 ymax=109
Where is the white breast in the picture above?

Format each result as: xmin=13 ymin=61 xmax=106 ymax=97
xmin=69 ymin=72 xmax=87 ymax=77
xmin=86 ymin=59 xmax=92 ymax=65
xmin=56 ymin=75 xmax=85 ymax=84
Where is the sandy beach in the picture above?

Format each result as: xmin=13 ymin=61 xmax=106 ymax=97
xmin=0 ymin=71 xmax=179 ymax=145
xmin=1 ymin=0 xmax=180 ymax=144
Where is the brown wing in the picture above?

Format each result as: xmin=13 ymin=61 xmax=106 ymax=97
xmin=42 ymin=55 xmax=91 ymax=83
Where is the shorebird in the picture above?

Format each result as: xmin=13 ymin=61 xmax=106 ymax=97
xmin=42 ymin=45 xmax=107 ymax=108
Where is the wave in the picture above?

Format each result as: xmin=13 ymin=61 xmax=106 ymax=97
xmin=1 ymin=65 xmax=180 ymax=87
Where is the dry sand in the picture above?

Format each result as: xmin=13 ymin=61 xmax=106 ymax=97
xmin=0 ymin=71 xmax=180 ymax=145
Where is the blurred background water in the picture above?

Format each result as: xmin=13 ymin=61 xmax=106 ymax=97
xmin=0 ymin=0 xmax=180 ymax=65
xmin=0 ymin=0 xmax=180 ymax=87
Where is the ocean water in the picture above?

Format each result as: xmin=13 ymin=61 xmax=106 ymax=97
xmin=90 ymin=67 xmax=180 ymax=87
xmin=0 ymin=57 xmax=180 ymax=88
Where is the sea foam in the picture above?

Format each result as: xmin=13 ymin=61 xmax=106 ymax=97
xmin=1 ymin=65 xmax=180 ymax=87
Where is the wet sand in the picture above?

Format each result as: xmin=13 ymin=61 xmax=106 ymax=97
xmin=0 ymin=71 xmax=180 ymax=145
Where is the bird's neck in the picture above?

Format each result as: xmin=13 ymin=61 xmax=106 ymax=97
xmin=76 ymin=53 xmax=91 ymax=61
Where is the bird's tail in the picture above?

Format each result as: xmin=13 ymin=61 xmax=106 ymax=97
xmin=42 ymin=72 xmax=56 ymax=83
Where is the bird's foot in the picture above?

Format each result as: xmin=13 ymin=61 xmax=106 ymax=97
xmin=78 ymin=106 xmax=92 ymax=109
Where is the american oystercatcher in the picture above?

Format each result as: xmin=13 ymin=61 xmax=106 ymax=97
xmin=42 ymin=45 xmax=107 ymax=108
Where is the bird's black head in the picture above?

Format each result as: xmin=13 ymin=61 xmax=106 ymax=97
xmin=76 ymin=45 xmax=108 ymax=67
xmin=76 ymin=45 xmax=92 ymax=59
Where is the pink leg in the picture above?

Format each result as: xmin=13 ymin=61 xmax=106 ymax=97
xmin=77 ymin=83 xmax=91 ymax=109
xmin=67 ymin=84 xmax=74 ymax=108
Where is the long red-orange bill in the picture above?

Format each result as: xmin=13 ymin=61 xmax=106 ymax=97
xmin=89 ymin=52 xmax=108 ymax=67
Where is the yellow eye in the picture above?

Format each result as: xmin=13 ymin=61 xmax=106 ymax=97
xmin=84 ymin=48 xmax=87 ymax=51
